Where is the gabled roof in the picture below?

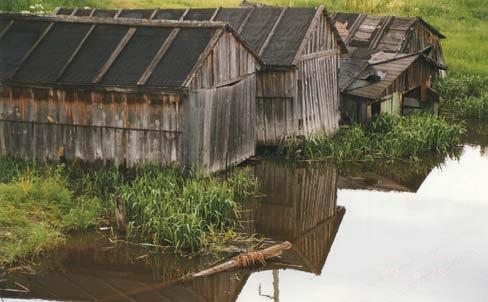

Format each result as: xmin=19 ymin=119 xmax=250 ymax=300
xmin=0 ymin=13 xmax=260 ymax=92
xmin=341 ymin=52 xmax=441 ymax=100
xmin=54 ymin=6 xmax=348 ymax=67
xmin=330 ymin=12 xmax=445 ymax=54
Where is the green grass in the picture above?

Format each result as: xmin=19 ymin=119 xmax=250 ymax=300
xmin=0 ymin=167 xmax=102 ymax=266
xmin=0 ymin=159 xmax=258 ymax=266
xmin=435 ymin=73 xmax=488 ymax=119
xmin=1 ymin=0 xmax=486 ymax=75
xmin=286 ymin=114 xmax=465 ymax=162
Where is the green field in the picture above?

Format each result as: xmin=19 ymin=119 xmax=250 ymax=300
xmin=1 ymin=0 xmax=487 ymax=75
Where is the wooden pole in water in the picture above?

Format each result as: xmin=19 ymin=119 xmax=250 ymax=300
xmin=191 ymin=241 xmax=292 ymax=278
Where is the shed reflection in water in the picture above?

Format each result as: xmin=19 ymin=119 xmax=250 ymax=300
xmin=2 ymin=161 xmax=344 ymax=302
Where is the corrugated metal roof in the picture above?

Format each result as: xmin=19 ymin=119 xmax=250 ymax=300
xmin=0 ymin=13 xmax=259 ymax=90
xmin=54 ymin=7 xmax=346 ymax=66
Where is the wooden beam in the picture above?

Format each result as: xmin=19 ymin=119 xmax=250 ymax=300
xmin=2 ymin=13 xmax=228 ymax=29
xmin=10 ymin=22 xmax=54 ymax=79
xmin=296 ymin=49 xmax=340 ymax=62
xmin=370 ymin=16 xmax=393 ymax=50
xmin=292 ymin=5 xmax=324 ymax=64
xmin=114 ymin=8 xmax=123 ymax=18
xmin=238 ymin=7 xmax=255 ymax=34
xmin=55 ymin=24 xmax=96 ymax=82
xmin=182 ymin=28 xmax=224 ymax=87
xmin=70 ymin=8 xmax=79 ymax=16
xmin=344 ymin=14 xmax=366 ymax=45
xmin=210 ymin=7 xmax=221 ymax=21
xmin=137 ymin=28 xmax=180 ymax=86
xmin=92 ymin=27 xmax=136 ymax=84
xmin=89 ymin=8 xmax=97 ymax=17
xmin=0 ymin=20 xmax=14 ymax=43
xmin=180 ymin=8 xmax=190 ymax=20
xmin=258 ymin=7 xmax=287 ymax=56
xmin=149 ymin=8 xmax=159 ymax=20
xmin=52 ymin=7 xmax=61 ymax=15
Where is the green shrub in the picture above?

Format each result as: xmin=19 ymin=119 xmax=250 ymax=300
xmin=287 ymin=114 xmax=465 ymax=162
xmin=435 ymin=73 xmax=488 ymax=119
xmin=118 ymin=168 xmax=254 ymax=252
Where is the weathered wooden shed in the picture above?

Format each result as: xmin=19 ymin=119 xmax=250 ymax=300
xmin=331 ymin=12 xmax=446 ymax=69
xmin=55 ymin=6 xmax=348 ymax=145
xmin=251 ymin=160 xmax=344 ymax=275
xmin=329 ymin=13 xmax=446 ymax=123
xmin=340 ymin=52 xmax=442 ymax=122
xmin=0 ymin=13 xmax=261 ymax=171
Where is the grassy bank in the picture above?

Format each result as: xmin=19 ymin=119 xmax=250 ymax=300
xmin=286 ymin=114 xmax=465 ymax=162
xmin=1 ymin=0 xmax=486 ymax=75
xmin=0 ymin=160 xmax=258 ymax=267
xmin=435 ymin=73 xmax=488 ymax=119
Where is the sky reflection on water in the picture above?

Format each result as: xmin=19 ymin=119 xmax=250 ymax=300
xmin=238 ymin=145 xmax=488 ymax=302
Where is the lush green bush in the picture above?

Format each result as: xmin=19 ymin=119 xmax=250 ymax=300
xmin=287 ymin=114 xmax=465 ymax=162
xmin=435 ymin=73 xmax=488 ymax=119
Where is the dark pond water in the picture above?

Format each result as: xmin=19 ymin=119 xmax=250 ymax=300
xmin=2 ymin=122 xmax=488 ymax=302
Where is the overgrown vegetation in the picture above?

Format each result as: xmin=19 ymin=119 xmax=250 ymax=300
xmin=0 ymin=160 xmax=258 ymax=266
xmin=286 ymin=114 xmax=465 ymax=162
xmin=2 ymin=0 xmax=486 ymax=75
xmin=435 ymin=73 xmax=488 ymax=119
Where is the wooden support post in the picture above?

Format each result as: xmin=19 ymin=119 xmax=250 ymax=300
xmin=137 ymin=28 xmax=180 ymax=85
xmin=93 ymin=27 xmax=137 ymax=84
xmin=55 ymin=24 xmax=96 ymax=82
xmin=89 ymin=8 xmax=97 ymax=17
xmin=10 ymin=22 xmax=54 ymax=79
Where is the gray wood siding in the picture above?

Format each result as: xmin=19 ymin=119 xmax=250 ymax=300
xmin=0 ymin=87 xmax=183 ymax=167
xmin=297 ymin=52 xmax=340 ymax=136
xmin=190 ymin=31 xmax=258 ymax=90
xmin=256 ymin=70 xmax=298 ymax=145
xmin=303 ymin=12 xmax=339 ymax=55
xmin=184 ymin=74 xmax=256 ymax=172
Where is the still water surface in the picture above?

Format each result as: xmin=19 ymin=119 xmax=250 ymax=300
xmin=2 ymin=125 xmax=487 ymax=302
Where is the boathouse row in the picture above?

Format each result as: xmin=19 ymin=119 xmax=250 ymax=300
xmin=331 ymin=13 xmax=446 ymax=123
xmin=54 ymin=6 xmax=348 ymax=145
xmin=0 ymin=13 xmax=262 ymax=171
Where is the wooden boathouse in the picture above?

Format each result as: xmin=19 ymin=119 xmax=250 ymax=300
xmin=55 ymin=6 xmax=348 ymax=145
xmin=330 ymin=13 xmax=446 ymax=123
xmin=0 ymin=13 xmax=261 ymax=171
xmin=251 ymin=160 xmax=344 ymax=275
